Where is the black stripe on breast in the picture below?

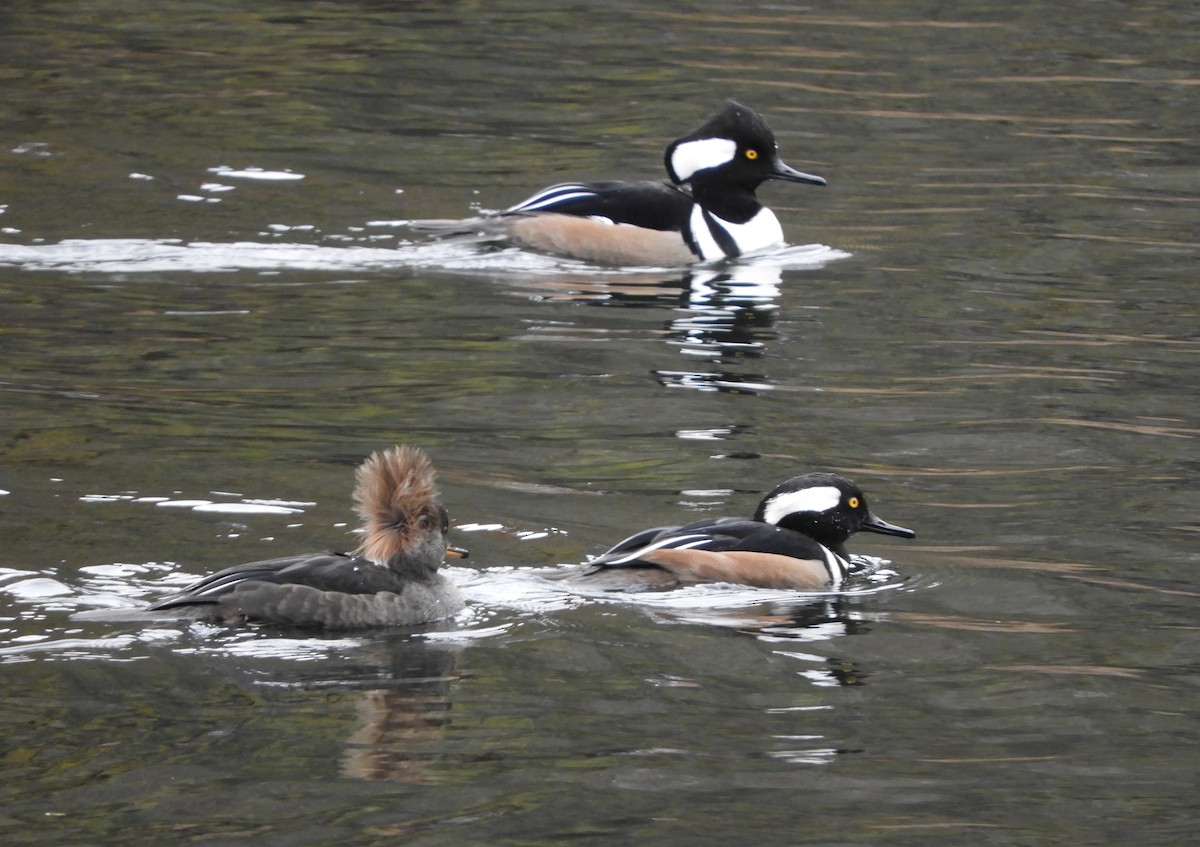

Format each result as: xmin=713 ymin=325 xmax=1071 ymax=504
xmin=702 ymin=210 xmax=740 ymax=258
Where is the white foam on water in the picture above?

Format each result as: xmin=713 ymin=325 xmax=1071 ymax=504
xmin=0 ymin=237 xmax=850 ymax=277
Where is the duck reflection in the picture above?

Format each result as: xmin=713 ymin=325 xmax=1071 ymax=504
xmin=510 ymin=261 xmax=788 ymax=393
xmin=635 ymin=594 xmax=865 ymax=639
xmin=661 ymin=263 xmax=784 ymax=393
xmin=339 ymin=637 xmax=462 ymax=783
xmin=208 ymin=630 xmax=464 ymax=784
xmin=648 ymin=596 xmax=874 ymax=689
xmin=672 ymin=263 xmax=782 ymax=352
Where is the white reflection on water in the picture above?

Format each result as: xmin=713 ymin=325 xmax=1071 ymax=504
xmin=80 ymin=491 xmax=314 ymax=515
xmin=179 ymin=636 xmax=366 ymax=662
xmin=0 ymin=635 xmax=144 ymax=662
xmin=207 ymin=166 xmax=306 ymax=182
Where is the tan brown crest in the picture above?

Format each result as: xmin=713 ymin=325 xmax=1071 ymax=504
xmin=353 ymin=445 xmax=440 ymax=566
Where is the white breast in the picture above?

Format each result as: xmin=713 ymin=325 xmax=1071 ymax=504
xmin=688 ymin=206 xmax=785 ymax=261
xmin=822 ymin=545 xmax=849 ymax=588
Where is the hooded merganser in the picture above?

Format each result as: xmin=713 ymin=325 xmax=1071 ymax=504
xmin=565 ymin=473 xmax=914 ymax=591
xmin=413 ymin=101 xmax=826 ymax=267
xmin=146 ymin=446 xmax=467 ymax=628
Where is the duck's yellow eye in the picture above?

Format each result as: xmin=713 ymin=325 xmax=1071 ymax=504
xmin=745 ymin=149 xmax=759 ymax=160
xmin=847 ymin=497 xmax=860 ymax=509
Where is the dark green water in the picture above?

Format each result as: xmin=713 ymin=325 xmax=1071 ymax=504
xmin=1 ymin=1 xmax=1197 ymax=845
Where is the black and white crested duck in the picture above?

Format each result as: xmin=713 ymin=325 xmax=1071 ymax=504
xmin=561 ymin=472 xmax=914 ymax=591
xmin=413 ymin=100 xmax=826 ymax=266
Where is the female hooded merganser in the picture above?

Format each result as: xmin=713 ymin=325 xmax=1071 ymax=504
xmin=145 ymin=446 xmax=467 ymax=628
xmin=414 ymin=101 xmax=826 ymax=267
xmin=565 ymin=473 xmax=914 ymax=591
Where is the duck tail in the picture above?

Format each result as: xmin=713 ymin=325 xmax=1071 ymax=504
xmin=353 ymin=445 xmax=439 ymax=566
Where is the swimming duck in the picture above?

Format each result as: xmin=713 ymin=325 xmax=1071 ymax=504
xmin=412 ymin=100 xmax=826 ymax=266
xmin=145 ymin=445 xmax=466 ymax=628
xmin=563 ymin=472 xmax=914 ymax=590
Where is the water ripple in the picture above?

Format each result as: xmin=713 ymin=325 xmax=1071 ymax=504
xmin=0 ymin=237 xmax=849 ymax=276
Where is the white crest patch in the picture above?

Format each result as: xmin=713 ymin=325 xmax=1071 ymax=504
xmin=670 ymin=137 xmax=737 ymax=183
xmin=761 ymin=485 xmax=841 ymax=525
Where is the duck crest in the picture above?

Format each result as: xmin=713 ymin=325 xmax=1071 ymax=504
xmin=665 ymin=100 xmax=769 ymax=185
xmin=353 ymin=445 xmax=441 ymax=567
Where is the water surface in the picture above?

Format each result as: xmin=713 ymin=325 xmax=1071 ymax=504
xmin=2 ymin=2 xmax=1197 ymax=845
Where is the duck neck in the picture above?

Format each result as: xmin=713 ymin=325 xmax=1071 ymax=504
xmin=689 ymin=179 xmax=764 ymax=225
xmin=826 ymin=540 xmax=850 ymax=560
xmin=776 ymin=513 xmax=852 ymax=560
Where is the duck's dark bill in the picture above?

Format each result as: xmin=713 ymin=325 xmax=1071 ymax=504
xmin=770 ymin=160 xmax=826 ymax=186
xmin=861 ymin=514 xmax=916 ymax=539
xmin=445 ymin=546 xmax=470 ymax=559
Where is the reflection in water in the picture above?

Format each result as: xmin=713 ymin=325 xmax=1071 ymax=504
xmin=590 ymin=571 xmax=898 ymax=636
xmin=663 ymin=262 xmax=793 ymax=393
xmin=669 ymin=263 xmax=781 ymax=376
xmin=186 ymin=632 xmax=464 ymax=785
xmin=16 ymin=556 xmax=468 ymax=783
xmin=338 ymin=642 xmax=462 ymax=784
xmin=657 ymin=369 xmax=775 ymax=394
xmin=649 ymin=595 xmax=877 ymax=688
xmin=508 ymin=258 xmax=815 ymax=394
xmin=673 ymin=262 xmax=783 ymax=356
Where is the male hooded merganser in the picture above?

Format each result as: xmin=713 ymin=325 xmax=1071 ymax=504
xmin=145 ymin=446 xmax=467 ymax=628
xmin=414 ymin=100 xmax=826 ymax=266
xmin=564 ymin=473 xmax=914 ymax=590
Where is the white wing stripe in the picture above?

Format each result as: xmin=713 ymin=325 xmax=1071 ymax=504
xmin=604 ymin=533 xmax=713 ymax=565
xmin=507 ymin=184 xmax=599 ymax=213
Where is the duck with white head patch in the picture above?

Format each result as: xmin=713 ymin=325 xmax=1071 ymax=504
xmin=553 ymin=472 xmax=914 ymax=591
xmin=411 ymin=101 xmax=826 ymax=267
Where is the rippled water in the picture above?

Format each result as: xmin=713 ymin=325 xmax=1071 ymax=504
xmin=2 ymin=1 xmax=1197 ymax=845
